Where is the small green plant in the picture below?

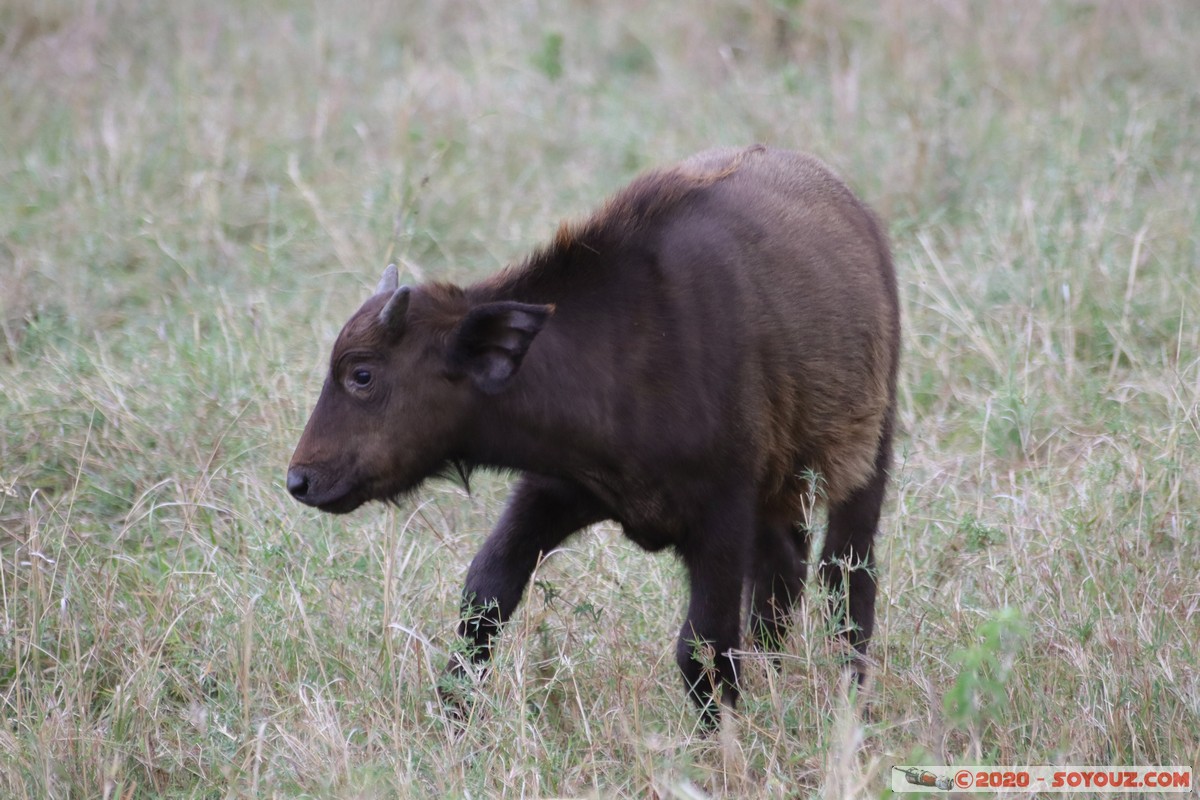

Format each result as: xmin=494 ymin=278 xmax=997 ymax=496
xmin=944 ymin=607 xmax=1029 ymax=730
xmin=533 ymin=31 xmax=564 ymax=81
xmin=960 ymin=512 xmax=1002 ymax=552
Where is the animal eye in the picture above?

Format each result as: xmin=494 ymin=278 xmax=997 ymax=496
xmin=351 ymin=368 xmax=372 ymax=387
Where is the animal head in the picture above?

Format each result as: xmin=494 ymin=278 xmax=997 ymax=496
xmin=286 ymin=264 xmax=553 ymax=513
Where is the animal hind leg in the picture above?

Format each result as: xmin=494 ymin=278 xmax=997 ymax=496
xmin=749 ymin=519 xmax=808 ymax=654
xmin=819 ymin=427 xmax=892 ymax=683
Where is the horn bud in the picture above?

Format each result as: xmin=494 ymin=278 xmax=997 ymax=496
xmin=379 ymin=285 xmax=411 ymax=336
xmin=376 ymin=263 xmax=399 ymax=295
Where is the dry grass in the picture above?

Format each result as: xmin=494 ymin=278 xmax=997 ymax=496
xmin=1 ymin=1 xmax=1198 ymax=797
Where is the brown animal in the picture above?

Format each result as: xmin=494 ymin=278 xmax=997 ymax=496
xmin=287 ymin=145 xmax=900 ymax=725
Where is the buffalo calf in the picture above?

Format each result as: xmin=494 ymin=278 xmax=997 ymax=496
xmin=287 ymin=145 xmax=900 ymax=725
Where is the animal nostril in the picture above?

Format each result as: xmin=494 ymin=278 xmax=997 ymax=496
xmin=286 ymin=468 xmax=310 ymax=499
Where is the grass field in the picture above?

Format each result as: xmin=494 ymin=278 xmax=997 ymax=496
xmin=2 ymin=1 xmax=1198 ymax=797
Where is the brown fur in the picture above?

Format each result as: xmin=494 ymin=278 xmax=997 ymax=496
xmin=288 ymin=145 xmax=900 ymax=723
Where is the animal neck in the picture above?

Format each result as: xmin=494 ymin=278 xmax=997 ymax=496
xmin=455 ymin=235 xmax=630 ymax=481
xmin=463 ymin=306 xmax=615 ymax=480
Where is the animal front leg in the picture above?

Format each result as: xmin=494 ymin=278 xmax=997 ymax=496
xmin=440 ymin=474 xmax=605 ymax=712
xmin=676 ymin=499 xmax=752 ymax=728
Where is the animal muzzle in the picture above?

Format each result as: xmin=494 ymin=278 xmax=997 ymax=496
xmin=285 ymin=464 xmax=368 ymax=514
xmin=286 ymin=466 xmax=312 ymax=502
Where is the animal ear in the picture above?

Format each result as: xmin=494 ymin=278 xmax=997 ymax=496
xmin=449 ymin=301 xmax=554 ymax=395
xmin=378 ymin=285 xmax=411 ymax=338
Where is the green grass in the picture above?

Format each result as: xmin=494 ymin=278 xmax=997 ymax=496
xmin=2 ymin=1 xmax=1198 ymax=797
